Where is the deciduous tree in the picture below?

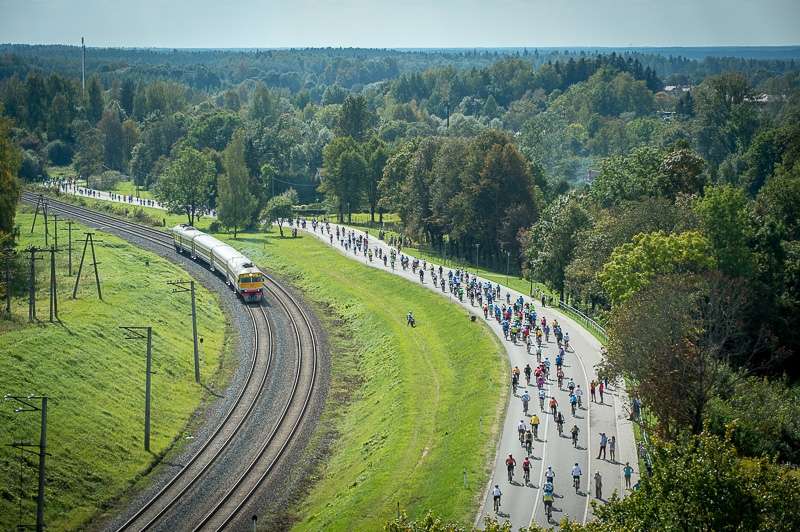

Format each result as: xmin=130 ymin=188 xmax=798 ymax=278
xmin=155 ymin=146 xmax=216 ymax=226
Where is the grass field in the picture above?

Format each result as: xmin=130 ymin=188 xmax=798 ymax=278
xmin=0 ymin=208 xmax=229 ymax=530
xmin=112 ymin=180 xmax=155 ymax=200
xmin=218 ymin=229 xmax=508 ymax=530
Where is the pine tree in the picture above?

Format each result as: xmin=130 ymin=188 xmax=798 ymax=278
xmin=87 ymin=76 xmax=104 ymax=124
xmin=217 ymin=130 xmax=257 ymax=237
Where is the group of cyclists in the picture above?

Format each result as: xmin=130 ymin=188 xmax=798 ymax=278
xmin=299 ymin=220 xmax=620 ymax=524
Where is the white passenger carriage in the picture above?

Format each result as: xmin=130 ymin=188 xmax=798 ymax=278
xmin=171 ymin=224 xmax=263 ymax=302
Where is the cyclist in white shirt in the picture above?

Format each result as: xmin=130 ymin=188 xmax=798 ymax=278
xmin=571 ymin=463 xmax=583 ymax=493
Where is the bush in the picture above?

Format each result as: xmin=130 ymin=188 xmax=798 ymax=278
xmin=46 ymin=140 xmax=74 ymax=166
xmin=18 ymin=150 xmax=48 ymax=182
xmin=95 ymin=170 xmax=125 ymax=191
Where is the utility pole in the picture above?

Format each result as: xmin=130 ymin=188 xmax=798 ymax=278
xmin=43 ymin=201 xmax=49 ymax=247
xmin=168 ymin=280 xmax=200 ymax=383
xmin=26 ymin=247 xmax=45 ymax=322
xmin=64 ymin=220 xmax=75 ymax=275
xmin=81 ymin=37 xmax=86 ymax=96
xmin=121 ymin=326 xmax=153 ymax=451
xmin=48 ymin=246 xmax=60 ymax=322
xmin=72 ymin=233 xmax=102 ymax=300
xmin=51 ymin=214 xmax=59 ymax=249
xmin=5 ymin=394 xmax=48 ymax=532
xmin=2 ymin=245 xmax=14 ymax=318
xmin=30 ymin=194 xmax=47 ymax=237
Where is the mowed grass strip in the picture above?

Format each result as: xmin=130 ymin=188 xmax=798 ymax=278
xmin=220 ymin=230 xmax=507 ymax=530
xmin=0 ymin=209 xmax=228 ymax=530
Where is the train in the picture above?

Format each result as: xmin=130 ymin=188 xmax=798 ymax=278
xmin=171 ymin=224 xmax=263 ymax=302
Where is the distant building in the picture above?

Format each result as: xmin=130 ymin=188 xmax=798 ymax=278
xmin=663 ymin=85 xmax=692 ymax=94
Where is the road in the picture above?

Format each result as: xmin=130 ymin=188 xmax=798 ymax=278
xmin=298 ymin=222 xmax=640 ymax=529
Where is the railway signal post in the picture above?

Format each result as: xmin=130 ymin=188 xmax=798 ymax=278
xmin=121 ymin=326 xmax=153 ymax=451
xmin=168 ymin=279 xmax=201 ymax=383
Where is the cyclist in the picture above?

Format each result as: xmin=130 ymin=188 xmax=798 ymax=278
xmin=530 ymin=413 xmax=540 ymax=439
xmin=568 ymin=377 xmax=576 ymax=394
xmin=571 ymin=424 xmax=580 ymax=447
xmin=538 ymin=388 xmax=546 ymax=412
xmin=549 ymin=396 xmax=559 ymax=418
xmin=571 ymin=463 xmax=582 ymax=493
xmin=492 ymin=484 xmax=502 ymax=513
xmin=544 ymin=465 xmax=555 ymax=486
xmin=524 ymin=363 xmax=532 ymax=385
xmin=556 ymin=411 xmax=565 ymax=436
xmin=564 ymin=332 xmax=571 ymax=351
xmin=511 ymin=372 xmax=519 ymax=395
xmin=557 ymin=367 xmax=565 ymax=388
xmin=524 ymin=429 xmax=533 ymax=456
xmin=570 ymin=392 xmax=578 ymax=416
xmin=517 ymin=420 xmax=526 ymax=445
xmin=522 ymin=456 xmax=531 ymax=485
xmin=505 ymin=454 xmax=517 ymax=482
xmin=543 ymin=480 xmax=555 ymax=520
xmin=575 ymin=385 xmax=583 ymax=408
xmin=521 ymin=390 xmax=530 ymax=415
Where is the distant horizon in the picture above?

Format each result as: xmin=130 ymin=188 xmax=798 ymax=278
xmin=4 ymin=43 xmax=800 ymax=52
xmin=2 ymin=0 xmax=798 ymax=49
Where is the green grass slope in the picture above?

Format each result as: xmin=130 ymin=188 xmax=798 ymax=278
xmin=219 ymin=229 xmax=507 ymax=530
xmin=0 ymin=209 xmax=229 ymax=530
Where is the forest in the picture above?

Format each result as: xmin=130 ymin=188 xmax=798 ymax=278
xmin=1 ymin=44 xmax=799 ymax=529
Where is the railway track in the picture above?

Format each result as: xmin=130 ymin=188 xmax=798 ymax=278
xmin=22 ymin=191 xmax=320 ymax=530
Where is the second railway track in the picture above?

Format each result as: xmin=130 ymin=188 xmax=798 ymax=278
xmin=23 ymin=192 xmax=322 ymax=531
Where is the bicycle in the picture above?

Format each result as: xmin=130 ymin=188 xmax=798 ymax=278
xmin=572 ymin=431 xmax=579 ymax=448
xmin=545 ymin=500 xmax=553 ymax=521
xmin=523 ymin=467 xmax=530 ymax=485
xmin=526 ymin=439 xmax=532 ymax=456
xmin=573 ymin=475 xmax=580 ymax=493
xmin=493 ymin=495 xmax=501 ymax=513
xmin=507 ymin=466 xmax=515 ymax=483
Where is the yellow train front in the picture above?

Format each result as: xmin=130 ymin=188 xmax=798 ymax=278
xmin=237 ymin=270 xmax=264 ymax=303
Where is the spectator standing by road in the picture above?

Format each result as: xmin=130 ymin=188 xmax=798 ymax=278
xmin=609 ymin=435 xmax=616 ymax=462
xmin=599 ymin=381 xmax=605 ymax=403
xmin=594 ymin=471 xmax=603 ymax=499
xmin=598 ymin=432 xmax=608 ymax=459
xmin=624 ymin=462 xmax=634 ymax=489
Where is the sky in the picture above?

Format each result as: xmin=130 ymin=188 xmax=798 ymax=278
xmin=1 ymin=0 xmax=799 ymax=49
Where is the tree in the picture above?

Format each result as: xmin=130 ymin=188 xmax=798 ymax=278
xmin=590 ymin=432 xmax=800 ymax=532
xmin=98 ymin=107 xmax=125 ymax=171
xmin=365 ymin=136 xmax=388 ymax=223
xmin=87 ymin=76 xmax=104 ymax=124
xmin=337 ymin=94 xmax=373 ymax=141
xmin=695 ymin=185 xmax=754 ymax=278
xmin=604 ymin=273 xmax=761 ymax=436
xmin=598 ymin=231 xmax=715 ymax=304
xmin=249 ymin=82 xmax=275 ymax=125
xmin=320 ymin=136 xmax=364 ymax=222
xmin=525 ymin=192 xmax=591 ymax=297
xmin=262 ymin=189 xmax=298 ymax=237
xmin=120 ymin=79 xmax=136 ymax=117
xmin=217 ymin=131 xmax=258 ymax=237
xmin=73 ymin=127 xmax=105 ymax=181
xmin=0 ymin=117 xmax=22 ymax=238
xmin=48 ymin=93 xmax=71 ymax=141
xmin=155 ymin=146 xmax=216 ymax=225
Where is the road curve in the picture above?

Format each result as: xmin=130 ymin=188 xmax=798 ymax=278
xmin=296 ymin=222 xmax=640 ymax=530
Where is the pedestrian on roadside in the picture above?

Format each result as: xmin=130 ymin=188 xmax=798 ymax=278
xmin=594 ymin=471 xmax=603 ymax=499
xmin=623 ymin=462 xmax=634 ymax=489
xmin=590 ymin=380 xmax=597 ymax=402
xmin=598 ymin=432 xmax=608 ymax=460
xmin=609 ymin=435 xmax=616 ymax=462
xmin=599 ymin=381 xmax=605 ymax=403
